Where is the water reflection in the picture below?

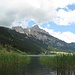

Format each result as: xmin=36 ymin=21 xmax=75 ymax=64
xmin=39 ymin=55 xmax=75 ymax=75
xmin=0 ymin=54 xmax=30 ymax=75
xmin=25 ymin=57 xmax=51 ymax=75
xmin=1 ymin=55 xmax=75 ymax=75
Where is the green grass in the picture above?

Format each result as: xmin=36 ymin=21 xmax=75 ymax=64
xmin=39 ymin=54 xmax=75 ymax=72
xmin=0 ymin=44 xmax=30 ymax=75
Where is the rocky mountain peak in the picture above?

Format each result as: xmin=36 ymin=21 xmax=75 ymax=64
xmin=1 ymin=26 xmax=75 ymax=54
xmin=12 ymin=25 xmax=50 ymax=40
xmin=32 ymin=25 xmax=39 ymax=28
xmin=12 ymin=26 xmax=24 ymax=33
xmin=31 ymin=25 xmax=40 ymax=31
xmin=30 ymin=25 xmax=42 ymax=33
xmin=31 ymin=25 xmax=49 ymax=34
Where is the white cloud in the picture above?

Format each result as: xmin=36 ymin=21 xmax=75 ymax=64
xmin=0 ymin=0 xmax=75 ymax=27
xmin=52 ymin=0 xmax=75 ymax=26
xmin=12 ymin=20 xmax=28 ymax=28
xmin=1 ymin=0 xmax=75 ymax=43
xmin=54 ymin=9 xmax=75 ymax=26
xmin=41 ymin=27 xmax=75 ymax=43
xmin=0 ymin=0 xmax=56 ymax=27
xmin=53 ymin=0 xmax=75 ymax=8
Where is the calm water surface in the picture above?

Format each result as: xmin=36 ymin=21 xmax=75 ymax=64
xmin=0 ymin=55 xmax=75 ymax=75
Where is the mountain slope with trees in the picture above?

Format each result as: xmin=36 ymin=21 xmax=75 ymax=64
xmin=0 ymin=26 xmax=75 ymax=54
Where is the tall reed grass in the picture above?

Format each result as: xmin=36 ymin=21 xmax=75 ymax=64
xmin=39 ymin=54 xmax=75 ymax=75
xmin=0 ymin=46 xmax=30 ymax=75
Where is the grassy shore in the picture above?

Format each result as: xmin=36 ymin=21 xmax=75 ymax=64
xmin=0 ymin=45 xmax=30 ymax=75
xmin=39 ymin=54 xmax=75 ymax=74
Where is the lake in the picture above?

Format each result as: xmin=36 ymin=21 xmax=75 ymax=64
xmin=0 ymin=55 xmax=75 ymax=75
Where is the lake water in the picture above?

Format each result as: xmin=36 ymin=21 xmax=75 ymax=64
xmin=0 ymin=55 xmax=75 ymax=75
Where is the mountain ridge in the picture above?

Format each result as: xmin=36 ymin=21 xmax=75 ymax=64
xmin=0 ymin=26 xmax=75 ymax=54
xmin=12 ymin=25 xmax=75 ymax=51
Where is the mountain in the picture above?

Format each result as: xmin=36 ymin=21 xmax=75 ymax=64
xmin=0 ymin=26 xmax=75 ymax=54
xmin=12 ymin=25 xmax=75 ymax=50
xmin=0 ymin=26 xmax=47 ymax=54
xmin=12 ymin=26 xmax=24 ymax=33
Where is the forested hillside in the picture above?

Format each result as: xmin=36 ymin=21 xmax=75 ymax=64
xmin=0 ymin=26 xmax=75 ymax=54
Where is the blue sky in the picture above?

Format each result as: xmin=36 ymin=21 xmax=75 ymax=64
xmin=27 ymin=20 xmax=75 ymax=33
xmin=67 ymin=4 xmax=75 ymax=11
xmin=0 ymin=0 xmax=75 ymax=43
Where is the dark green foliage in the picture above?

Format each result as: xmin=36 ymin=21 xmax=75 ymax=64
xmin=0 ymin=26 xmax=75 ymax=54
xmin=0 ymin=27 xmax=45 ymax=54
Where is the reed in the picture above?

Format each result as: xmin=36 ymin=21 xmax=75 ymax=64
xmin=39 ymin=54 xmax=75 ymax=74
xmin=0 ymin=46 xmax=30 ymax=75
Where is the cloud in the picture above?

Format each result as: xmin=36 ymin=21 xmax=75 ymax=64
xmin=41 ymin=27 xmax=75 ymax=43
xmin=0 ymin=0 xmax=75 ymax=27
xmin=0 ymin=0 xmax=56 ymax=27
xmin=0 ymin=0 xmax=75 ymax=43
xmin=52 ymin=0 xmax=75 ymax=26
xmin=54 ymin=9 xmax=75 ymax=26
xmin=12 ymin=20 xmax=28 ymax=28
xmin=53 ymin=0 xmax=75 ymax=8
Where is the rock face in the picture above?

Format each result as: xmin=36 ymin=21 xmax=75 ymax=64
xmin=12 ymin=25 xmax=75 ymax=51
xmin=12 ymin=25 xmax=49 ymax=40
xmin=12 ymin=26 xmax=24 ymax=33
xmin=0 ymin=26 xmax=75 ymax=53
xmin=25 ymin=25 xmax=49 ymax=40
xmin=12 ymin=25 xmax=65 ymax=47
xmin=12 ymin=25 xmax=62 ymax=44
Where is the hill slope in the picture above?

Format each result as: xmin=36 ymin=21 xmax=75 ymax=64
xmin=0 ymin=26 xmax=75 ymax=54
